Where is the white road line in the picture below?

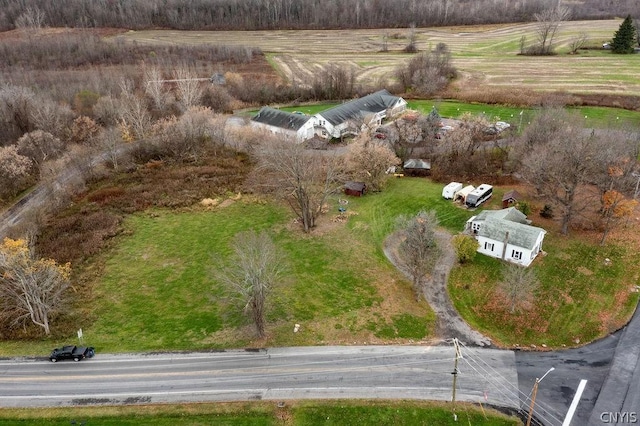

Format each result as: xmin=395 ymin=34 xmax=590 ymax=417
xmin=562 ymin=379 xmax=587 ymax=426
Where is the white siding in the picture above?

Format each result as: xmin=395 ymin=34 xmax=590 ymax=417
xmin=476 ymin=236 xmax=504 ymax=260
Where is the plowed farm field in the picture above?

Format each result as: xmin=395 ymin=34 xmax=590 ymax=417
xmin=119 ymin=20 xmax=639 ymax=95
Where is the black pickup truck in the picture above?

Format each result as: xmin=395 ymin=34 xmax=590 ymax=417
xmin=49 ymin=345 xmax=95 ymax=362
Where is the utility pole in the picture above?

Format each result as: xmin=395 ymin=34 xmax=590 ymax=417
xmin=451 ymin=338 xmax=462 ymax=403
xmin=526 ymin=367 xmax=555 ymax=426
xmin=451 ymin=338 xmax=462 ymax=421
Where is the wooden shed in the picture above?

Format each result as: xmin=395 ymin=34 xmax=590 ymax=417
xmin=344 ymin=181 xmax=366 ymax=197
xmin=502 ymin=190 xmax=521 ymax=208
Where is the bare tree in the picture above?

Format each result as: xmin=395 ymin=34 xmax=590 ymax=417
xmin=118 ymin=84 xmax=152 ymax=140
xmin=404 ymin=23 xmax=418 ymax=52
xmin=16 ymin=130 xmax=64 ymax=171
xmin=498 ymin=263 xmax=539 ymax=314
xmin=217 ymin=230 xmax=284 ymax=338
xmin=396 ymin=210 xmax=439 ymax=301
xmin=345 ymin=134 xmax=399 ymax=192
xmin=396 ymin=44 xmax=456 ymax=95
xmin=95 ymin=127 xmax=125 ymax=171
xmin=0 ymin=238 xmax=71 ymax=336
xmin=520 ymin=113 xmax=600 ymax=235
xmin=388 ymin=115 xmax=424 ymax=163
xmin=0 ymin=146 xmax=33 ymax=199
xmin=68 ymin=116 xmax=102 ymax=145
xmin=14 ymin=6 xmax=46 ymax=31
xmin=174 ymin=64 xmax=204 ymax=111
xmin=0 ymin=85 xmax=37 ymax=141
xmin=312 ymin=64 xmax=356 ymax=100
xmin=255 ymin=138 xmax=344 ymax=233
xmin=150 ymin=106 xmax=217 ymax=162
xmin=568 ymin=32 xmax=589 ymax=54
xmin=600 ymin=190 xmax=638 ymax=245
xmin=144 ymin=65 xmax=170 ymax=111
xmin=30 ymin=96 xmax=74 ymax=139
xmin=532 ymin=6 xmax=570 ymax=55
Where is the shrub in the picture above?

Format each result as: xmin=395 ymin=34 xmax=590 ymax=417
xmin=452 ymin=234 xmax=479 ymax=264
xmin=540 ymin=204 xmax=554 ymax=218
xmin=517 ymin=200 xmax=531 ymax=216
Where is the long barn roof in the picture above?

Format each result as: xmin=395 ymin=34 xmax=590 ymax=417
xmin=252 ymin=107 xmax=310 ymax=130
xmin=317 ymin=90 xmax=404 ymax=126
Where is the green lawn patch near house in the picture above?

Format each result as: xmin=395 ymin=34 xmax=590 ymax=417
xmin=449 ymin=229 xmax=640 ymax=348
xmin=0 ymin=401 xmax=520 ymax=425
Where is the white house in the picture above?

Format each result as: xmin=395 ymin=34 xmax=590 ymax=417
xmin=465 ymin=207 xmax=546 ymax=267
xmin=251 ymin=107 xmax=316 ymax=142
xmin=314 ymin=90 xmax=407 ymax=139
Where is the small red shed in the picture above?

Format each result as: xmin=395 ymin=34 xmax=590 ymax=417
xmin=502 ymin=190 xmax=521 ymax=208
xmin=344 ymin=181 xmax=366 ymax=197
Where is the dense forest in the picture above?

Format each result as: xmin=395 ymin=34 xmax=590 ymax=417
xmin=1 ymin=0 xmax=638 ymax=32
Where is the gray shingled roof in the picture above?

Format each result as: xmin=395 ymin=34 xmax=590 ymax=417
xmin=252 ymin=107 xmax=310 ymax=130
xmin=478 ymin=217 xmax=545 ymax=250
xmin=317 ymin=90 xmax=403 ymax=126
xmin=403 ymin=159 xmax=431 ymax=169
xmin=473 ymin=207 xmax=529 ymax=224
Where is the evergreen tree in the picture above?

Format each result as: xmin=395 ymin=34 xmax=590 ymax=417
xmin=611 ymin=15 xmax=637 ymax=54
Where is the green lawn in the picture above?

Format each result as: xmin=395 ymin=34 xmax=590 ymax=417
xmin=407 ymin=100 xmax=640 ymax=128
xmin=2 ymin=178 xmax=637 ymax=355
xmin=449 ymin=230 xmax=640 ymax=347
xmin=81 ymin=180 xmax=443 ymax=353
xmin=0 ymin=401 xmax=520 ymax=425
xmin=243 ymin=99 xmax=640 ymax=130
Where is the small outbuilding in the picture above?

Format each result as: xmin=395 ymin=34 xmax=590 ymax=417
xmin=344 ymin=181 xmax=366 ymax=197
xmin=403 ymin=159 xmax=431 ymax=177
xmin=502 ymin=190 xmax=522 ymax=208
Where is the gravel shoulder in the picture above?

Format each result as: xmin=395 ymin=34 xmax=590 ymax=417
xmin=383 ymin=228 xmax=492 ymax=347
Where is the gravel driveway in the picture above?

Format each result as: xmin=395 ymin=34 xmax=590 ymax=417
xmin=383 ymin=229 xmax=492 ymax=347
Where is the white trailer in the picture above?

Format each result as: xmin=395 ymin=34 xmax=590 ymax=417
xmin=454 ymin=185 xmax=475 ymax=203
xmin=442 ymin=182 xmax=463 ymax=199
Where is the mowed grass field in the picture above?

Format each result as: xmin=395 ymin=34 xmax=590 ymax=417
xmin=0 ymin=400 xmax=520 ymax=425
xmin=4 ymin=177 xmax=638 ymax=356
xmin=118 ymin=19 xmax=640 ymax=95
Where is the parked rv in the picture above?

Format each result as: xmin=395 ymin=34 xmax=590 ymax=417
xmin=442 ymin=182 xmax=463 ymax=199
xmin=454 ymin=185 xmax=475 ymax=204
xmin=465 ymin=184 xmax=493 ymax=208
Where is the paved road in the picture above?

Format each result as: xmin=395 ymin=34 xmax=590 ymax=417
xmin=516 ymin=333 xmax=620 ymax=426
xmin=0 ymin=346 xmax=519 ymax=409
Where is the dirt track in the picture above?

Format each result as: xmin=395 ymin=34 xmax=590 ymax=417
xmin=119 ymin=20 xmax=639 ymax=95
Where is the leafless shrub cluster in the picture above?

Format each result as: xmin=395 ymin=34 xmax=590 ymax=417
xmin=396 ymin=44 xmax=457 ymax=96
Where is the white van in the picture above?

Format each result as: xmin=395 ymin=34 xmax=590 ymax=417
xmin=442 ymin=182 xmax=463 ymax=199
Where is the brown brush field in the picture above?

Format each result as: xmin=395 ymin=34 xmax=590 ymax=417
xmin=118 ymin=19 xmax=639 ymax=96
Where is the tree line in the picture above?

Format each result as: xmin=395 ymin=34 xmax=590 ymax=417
xmin=2 ymin=0 xmax=639 ymax=32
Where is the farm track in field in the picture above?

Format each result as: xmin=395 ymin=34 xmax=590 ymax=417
xmin=119 ymin=20 xmax=639 ymax=95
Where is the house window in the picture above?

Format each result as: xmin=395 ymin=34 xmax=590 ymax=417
xmin=512 ymin=250 xmax=522 ymax=260
xmin=484 ymin=242 xmax=494 ymax=251
xmin=472 ymin=223 xmax=481 ymax=233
